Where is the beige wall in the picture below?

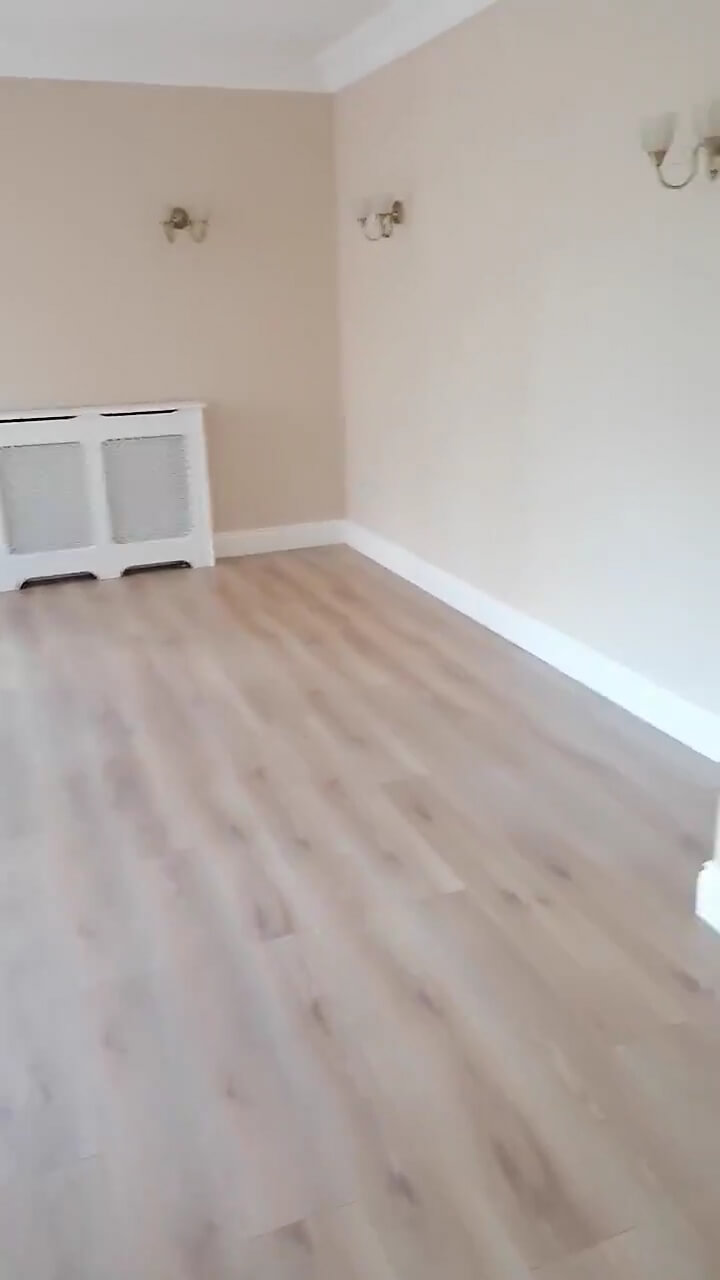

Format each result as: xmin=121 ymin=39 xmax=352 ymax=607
xmin=335 ymin=0 xmax=720 ymax=717
xmin=2 ymin=14 xmax=718 ymax=719
xmin=0 ymin=78 xmax=343 ymax=533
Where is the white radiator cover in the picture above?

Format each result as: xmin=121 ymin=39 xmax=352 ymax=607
xmin=0 ymin=402 xmax=214 ymax=591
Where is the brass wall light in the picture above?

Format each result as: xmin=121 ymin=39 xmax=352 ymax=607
xmin=162 ymin=206 xmax=209 ymax=243
xmin=358 ymin=200 xmax=405 ymax=242
xmin=643 ymin=109 xmax=720 ymax=190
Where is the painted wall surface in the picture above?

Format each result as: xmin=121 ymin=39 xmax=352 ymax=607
xmin=335 ymin=0 xmax=720 ymax=716
xmin=0 ymin=78 xmax=343 ymax=533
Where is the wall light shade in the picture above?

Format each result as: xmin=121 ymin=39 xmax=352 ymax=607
xmin=162 ymin=206 xmax=209 ymax=243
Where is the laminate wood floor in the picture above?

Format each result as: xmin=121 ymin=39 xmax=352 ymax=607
xmin=1 ymin=547 xmax=718 ymax=1279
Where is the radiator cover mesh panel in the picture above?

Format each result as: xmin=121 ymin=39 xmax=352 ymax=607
xmin=0 ymin=442 xmax=91 ymax=554
xmin=103 ymin=435 xmax=192 ymax=544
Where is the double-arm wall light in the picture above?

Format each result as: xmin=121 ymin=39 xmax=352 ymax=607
xmin=644 ymin=107 xmax=720 ymax=190
xmin=162 ymin=206 xmax=209 ymax=243
xmin=358 ymin=200 xmax=405 ymax=242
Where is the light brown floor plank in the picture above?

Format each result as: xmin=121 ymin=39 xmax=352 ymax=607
xmin=0 ymin=548 xmax=718 ymax=1278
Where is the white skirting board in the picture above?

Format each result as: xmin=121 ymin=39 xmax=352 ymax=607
xmin=215 ymin=517 xmax=719 ymax=926
xmin=213 ymin=519 xmax=720 ymax=763
xmin=343 ymin=521 xmax=720 ymax=764
xmin=696 ymin=862 xmax=720 ymax=935
xmin=214 ymin=520 xmax=345 ymax=559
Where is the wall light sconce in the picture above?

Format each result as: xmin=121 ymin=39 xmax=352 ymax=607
xmin=358 ymin=200 xmax=405 ymax=242
xmin=162 ymin=206 xmax=209 ymax=243
xmin=643 ymin=110 xmax=720 ymax=190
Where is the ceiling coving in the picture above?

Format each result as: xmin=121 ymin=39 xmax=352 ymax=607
xmin=0 ymin=0 xmax=499 ymax=92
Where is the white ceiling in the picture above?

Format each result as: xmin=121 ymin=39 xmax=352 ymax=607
xmin=0 ymin=0 xmax=497 ymax=91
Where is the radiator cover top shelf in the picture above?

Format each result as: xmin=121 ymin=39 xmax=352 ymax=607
xmin=0 ymin=402 xmax=214 ymax=591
